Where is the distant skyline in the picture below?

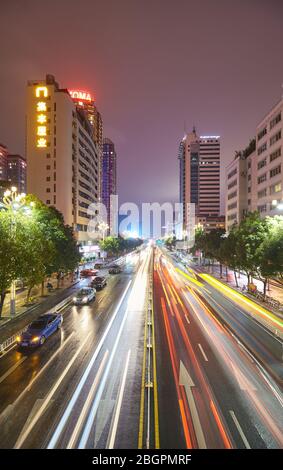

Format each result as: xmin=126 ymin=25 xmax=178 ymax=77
xmin=0 ymin=0 xmax=283 ymax=214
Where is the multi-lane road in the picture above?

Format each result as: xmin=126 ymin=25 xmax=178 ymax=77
xmin=0 ymin=245 xmax=282 ymax=449
xmin=154 ymin=247 xmax=283 ymax=449
xmin=0 ymin=249 xmax=151 ymax=449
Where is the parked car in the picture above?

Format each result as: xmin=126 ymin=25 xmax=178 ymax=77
xmin=90 ymin=276 xmax=107 ymax=290
xmin=16 ymin=313 xmax=63 ymax=348
xmin=108 ymin=265 xmax=122 ymax=274
xmin=73 ymin=287 xmax=96 ymax=305
xmin=80 ymin=269 xmax=98 ymax=278
xmin=94 ymin=262 xmax=105 ymax=269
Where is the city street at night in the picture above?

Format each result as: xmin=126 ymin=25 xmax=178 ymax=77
xmin=0 ymin=0 xmax=282 ymax=465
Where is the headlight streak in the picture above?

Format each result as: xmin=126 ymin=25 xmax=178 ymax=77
xmin=47 ymin=279 xmax=132 ymax=449
xmin=78 ymin=254 xmax=149 ymax=448
xmin=168 ymin=261 xmax=283 ymax=448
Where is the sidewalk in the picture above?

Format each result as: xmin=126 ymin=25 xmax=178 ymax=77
xmin=195 ymin=263 xmax=283 ymax=305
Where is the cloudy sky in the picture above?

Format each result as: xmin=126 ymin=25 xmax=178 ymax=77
xmin=0 ymin=0 xmax=283 ymax=211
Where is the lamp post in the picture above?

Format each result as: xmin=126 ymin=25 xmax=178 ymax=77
xmin=98 ymin=221 xmax=109 ymax=242
xmin=1 ymin=187 xmax=33 ymax=316
xmin=98 ymin=221 xmax=109 ymax=261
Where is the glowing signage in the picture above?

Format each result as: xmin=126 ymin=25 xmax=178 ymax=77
xmin=36 ymin=86 xmax=48 ymax=98
xmin=69 ymin=90 xmax=93 ymax=102
xmin=35 ymin=86 xmax=48 ymax=148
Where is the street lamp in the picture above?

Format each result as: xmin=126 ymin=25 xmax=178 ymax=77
xmin=1 ymin=187 xmax=33 ymax=316
xmin=98 ymin=221 xmax=109 ymax=241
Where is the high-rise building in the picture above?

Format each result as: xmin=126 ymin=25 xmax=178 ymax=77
xmin=26 ymin=74 xmax=100 ymax=244
xmin=7 ymin=154 xmax=27 ymax=193
xmin=102 ymin=138 xmax=117 ymax=227
xmin=179 ymin=128 xmax=221 ymax=229
xmin=225 ymin=140 xmax=255 ymax=231
xmin=0 ymin=143 xmax=8 ymax=182
xmin=225 ymin=97 xmax=283 ymax=229
xmin=69 ymin=89 xmax=103 ymax=201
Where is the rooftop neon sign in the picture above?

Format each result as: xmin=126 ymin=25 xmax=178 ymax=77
xmin=69 ymin=90 xmax=93 ymax=102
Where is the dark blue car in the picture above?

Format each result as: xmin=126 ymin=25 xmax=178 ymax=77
xmin=16 ymin=313 xmax=63 ymax=348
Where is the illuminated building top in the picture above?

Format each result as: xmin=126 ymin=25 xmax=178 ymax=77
xmin=69 ymin=90 xmax=94 ymax=103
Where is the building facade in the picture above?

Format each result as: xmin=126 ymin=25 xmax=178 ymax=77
xmin=225 ymin=97 xmax=283 ymax=230
xmin=0 ymin=143 xmax=8 ymax=182
xmin=179 ymin=129 xmax=221 ymax=230
xmin=225 ymin=140 xmax=256 ymax=231
xmin=102 ymin=138 xmax=117 ymax=227
xmin=254 ymin=98 xmax=283 ymax=216
xmin=7 ymin=154 xmax=27 ymax=193
xmin=26 ymin=74 xmax=100 ymax=244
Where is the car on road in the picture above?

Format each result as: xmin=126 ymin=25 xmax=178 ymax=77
xmin=90 ymin=276 xmax=107 ymax=290
xmin=80 ymin=269 xmax=98 ymax=278
xmin=94 ymin=262 xmax=105 ymax=269
xmin=108 ymin=264 xmax=122 ymax=274
xmin=73 ymin=287 xmax=96 ymax=305
xmin=16 ymin=313 xmax=63 ymax=348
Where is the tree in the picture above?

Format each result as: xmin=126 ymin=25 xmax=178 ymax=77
xmin=219 ymin=229 xmax=241 ymax=286
xmin=256 ymin=216 xmax=283 ymax=295
xmin=99 ymin=236 xmax=121 ymax=256
xmin=0 ymin=212 xmax=19 ymax=314
xmin=233 ymin=212 xmax=269 ymax=285
xmin=24 ymin=197 xmax=81 ymax=290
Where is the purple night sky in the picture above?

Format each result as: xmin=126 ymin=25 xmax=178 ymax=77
xmin=0 ymin=0 xmax=283 ymax=213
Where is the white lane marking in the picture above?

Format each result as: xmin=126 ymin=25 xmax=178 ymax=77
xmin=47 ymin=280 xmax=132 ymax=449
xmin=14 ymin=332 xmax=91 ymax=449
xmin=0 ymin=343 xmax=17 ymax=358
xmin=198 ymin=343 xmax=208 ymax=362
xmin=0 ymin=356 xmax=27 ymax=385
xmin=16 ymin=398 xmax=53 ymax=445
xmin=78 ymin=305 xmax=131 ymax=448
xmin=256 ymin=365 xmax=283 ymax=408
xmin=185 ymin=315 xmax=190 ymax=324
xmin=229 ymin=410 xmax=251 ymax=449
xmin=66 ymin=350 xmax=109 ymax=449
xmin=107 ymin=349 xmax=131 ymax=449
xmin=179 ymin=360 xmax=207 ymax=449
xmin=0 ymin=332 xmax=74 ymax=421
xmin=229 ymin=361 xmax=257 ymax=392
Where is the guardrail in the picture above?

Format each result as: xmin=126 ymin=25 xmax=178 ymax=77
xmin=0 ymin=293 xmax=75 ymax=356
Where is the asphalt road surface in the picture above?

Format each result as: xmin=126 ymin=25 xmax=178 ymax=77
xmin=153 ymin=247 xmax=283 ymax=449
xmin=0 ymin=249 xmax=150 ymax=449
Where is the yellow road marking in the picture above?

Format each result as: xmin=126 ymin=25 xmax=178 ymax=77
xmin=151 ymin=287 xmax=160 ymax=449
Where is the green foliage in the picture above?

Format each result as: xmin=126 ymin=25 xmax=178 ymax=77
xmin=192 ymin=212 xmax=283 ymax=293
xmin=99 ymin=236 xmax=143 ymax=255
xmin=0 ymin=194 xmax=81 ymax=314
xmin=164 ymin=236 xmax=176 ymax=249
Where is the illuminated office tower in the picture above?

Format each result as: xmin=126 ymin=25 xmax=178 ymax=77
xmin=26 ymin=74 xmax=99 ymax=244
xmin=102 ymin=138 xmax=117 ymax=228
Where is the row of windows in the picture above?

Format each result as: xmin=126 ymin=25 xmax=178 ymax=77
xmin=257 ymin=112 xmax=281 ymax=141
xmin=257 ymin=182 xmax=282 ymax=198
xmin=228 ymin=201 xmax=237 ymax=210
xmin=228 ymin=179 xmax=237 ymax=190
xmin=228 ymin=190 xmax=237 ymax=200
xmin=257 ymin=165 xmax=281 ymax=183
xmin=270 ymin=147 xmax=281 ymax=162
xmin=258 ymin=142 xmax=267 ymax=155
xmin=270 ymin=130 xmax=281 ymax=146
xmin=227 ymin=168 xmax=237 ymax=180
